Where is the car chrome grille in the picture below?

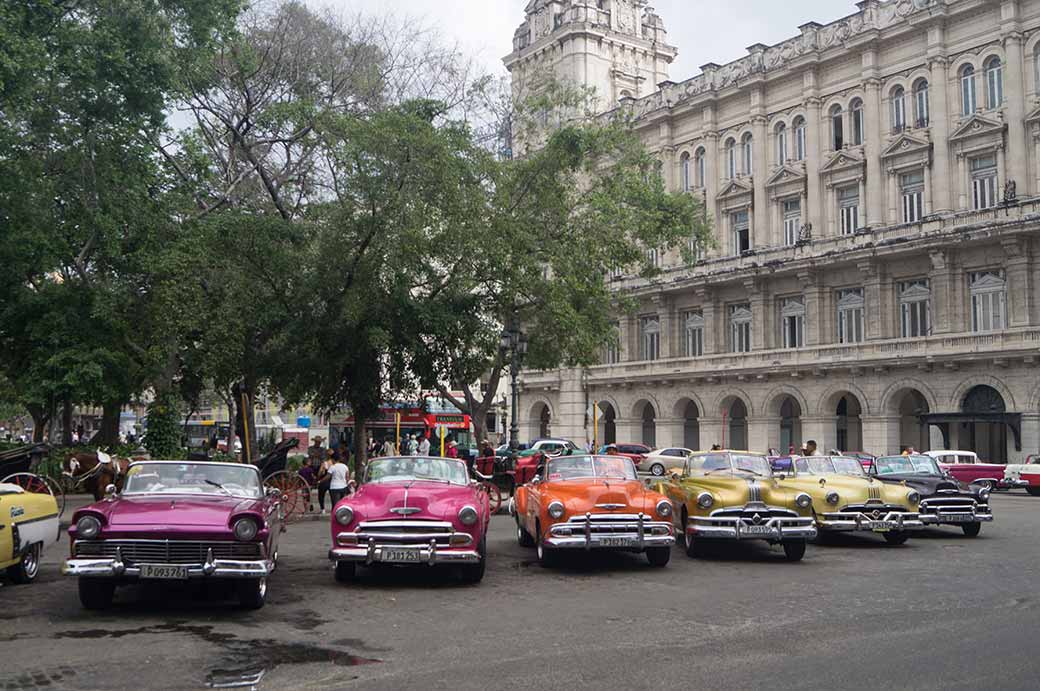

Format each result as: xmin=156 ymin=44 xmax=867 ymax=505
xmin=841 ymin=504 xmax=905 ymax=513
xmin=711 ymin=508 xmax=799 ymax=520
xmin=74 ymin=540 xmax=262 ymax=565
xmin=355 ymin=520 xmax=454 ymax=546
xmin=919 ymin=497 xmax=983 ymax=513
xmin=564 ymin=514 xmax=653 ymax=534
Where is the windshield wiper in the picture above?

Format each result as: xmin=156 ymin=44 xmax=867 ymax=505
xmin=734 ymin=468 xmax=764 ymax=477
xmin=413 ymin=474 xmax=450 ymax=484
xmin=205 ymin=479 xmax=233 ymax=496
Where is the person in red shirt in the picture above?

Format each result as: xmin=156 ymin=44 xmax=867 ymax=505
xmin=446 ymin=440 xmax=459 ymax=459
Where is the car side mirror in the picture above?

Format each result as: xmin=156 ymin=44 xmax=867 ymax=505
xmin=104 ymin=483 xmax=118 ymax=499
xmin=531 ymin=476 xmax=541 ymax=485
xmin=266 ymin=487 xmax=282 ymax=499
xmin=670 ymin=472 xmax=681 ymax=482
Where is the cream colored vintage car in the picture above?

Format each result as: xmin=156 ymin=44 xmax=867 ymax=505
xmin=0 ymin=482 xmax=60 ymax=584
xmin=781 ymin=456 xmax=924 ymax=545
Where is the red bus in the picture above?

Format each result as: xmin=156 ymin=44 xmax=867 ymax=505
xmin=328 ymin=395 xmax=474 ymax=457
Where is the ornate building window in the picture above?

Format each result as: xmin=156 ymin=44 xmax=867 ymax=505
xmin=969 ymin=270 xmax=1007 ymax=333
xmin=901 ymin=170 xmax=925 ymax=223
xmin=780 ymin=297 xmax=805 ymax=349
xmin=726 ymin=138 xmax=737 ymax=179
xmin=741 ymin=133 xmax=753 ymax=176
xmin=646 ymin=247 xmax=660 ymax=267
xmin=891 ymin=86 xmax=906 ymax=132
xmin=729 ymin=304 xmax=752 ymax=353
xmin=730 ymin=209 xmax=750 ymax=254
xmin=837 ymin=288 xmax=865 ymax=344
xmin=682 ymin=311 xmax=704 ymax=357
xmin=639 ymin=315 xmax=660 ymax=361
xmin=680 ymin=152 xmax=691 ymax=192
xmin=694 ymin=147 xmax=706 ymax=188
xmin=961 ymin=64 xmax=977 ymax=115
xmin=899 ymin=279 xmax=931 ymax=338
xmin=775 ymin=122 xmax=787 ymax=164
xmin=838 ymin=185 xmax=860 ymax=234
xmin=985 ymin=56 xmax=1003 ymax=109
xmin=970 ymin=153 xmax=998 ymax=210
xmin=604 ymin=321 xmax=621 ymax=364
xmin=850 ymin=98 xmax=865 ymax=145
xmin=830 ymin=105 xmax=844 ymax=150
xmin=782 ymin=198 xmax=801 ymax=246
xmin=913 ymin=78 xmax=930 ymax=127
xmin=793 ymin=116 xmax=807 ymax=160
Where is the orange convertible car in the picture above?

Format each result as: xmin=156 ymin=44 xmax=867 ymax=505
xmin=510 ymin=454 xmax=675 ymax=567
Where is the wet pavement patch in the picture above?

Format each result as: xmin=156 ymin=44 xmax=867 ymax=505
xmin=2 ymin=666 xmax=76 ymax=690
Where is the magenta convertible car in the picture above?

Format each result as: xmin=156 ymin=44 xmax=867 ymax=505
xmin=63 ymin=461 xmax=282 ymax=610
xmin=328 ymin=456 xmax=490 ymax=584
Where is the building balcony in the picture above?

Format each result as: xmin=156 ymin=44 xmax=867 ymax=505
xmin=520 ymin=327 xmax=1040 ymax=390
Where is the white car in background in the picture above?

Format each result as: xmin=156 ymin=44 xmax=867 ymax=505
xmin=642 ymin=447 xmax=693 ymax=476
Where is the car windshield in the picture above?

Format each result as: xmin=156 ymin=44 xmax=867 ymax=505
xmin=930 ymin=453 xmax=976 ymax=464
xmin=795 ymin=456 xmax=866 ymax=476
xmin=874 ymin=455 xmax=942 ymax=476
xmin=122 ymin=462 xmax=263 ymax=498
xmin=545 ymin=455 xmax=637 ymax=481
xmin=364 ymin=457 xmax=469 ymax=485
xmin=686 ymin=453 xmax=773 ymax=478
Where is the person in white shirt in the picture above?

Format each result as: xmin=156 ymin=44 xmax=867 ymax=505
xmin=327 ymin=453 xmax=351 ymax=506
xmin=406 ymin=434 xmax=419 ymax=455
xmin=417 ymin=435 xmax=431 ymax=456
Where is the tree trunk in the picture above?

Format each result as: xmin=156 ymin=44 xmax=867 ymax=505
xmin=27 ymin=404 xmax=50 ymax=443
xmin=61 ymin=396 xmax=73 ymax=446
xmin=93 ymin=400 xmax=123 ymax=447
xmin=353 ymin=415 xmax=367 ymax=480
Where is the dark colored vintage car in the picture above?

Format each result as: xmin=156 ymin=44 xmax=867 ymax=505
xmin=869 ymin=455 xmax=992 ymax=536
xmin=63 ymin=461 xmax=282 ymax=609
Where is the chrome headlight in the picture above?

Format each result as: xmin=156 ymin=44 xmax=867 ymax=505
xmin=656 ymin=499 xmax=672 ymax=518
xmin=825 ymin=491 xmax=840 ymax=505
xmin=232 ymin=517 xmax=259 ymax=541
xmin=547 ymin=501 xmax=565 ymax=520
xmin=795 ymin=493 xmax=812 ymax=509
xmin=335 ymin=505 xmax=354 ymax=526
xmin=76 ymin=515 xmax=101 ymax=539
xmin=697 ymin=492 xmax=714 ymax=509
xmin=978 ymin=488 xmax=991 ymax=502
xmin=907 ymin=491 xmax=921 ymax=504
xmin=459 ymin=505 xmax=479 ymax=525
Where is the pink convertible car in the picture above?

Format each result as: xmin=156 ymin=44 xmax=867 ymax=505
xmin=328 ymin=456 xmax=490 ymax=584
xmin=63 ymin=461 xmax=282 ymax=610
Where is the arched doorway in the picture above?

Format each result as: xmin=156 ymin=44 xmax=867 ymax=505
xmin=597 ymin=402 xmax=617 ymax=446
xmin=894 ymin=389 xmax=930 ymax=452
xmin=640 ymin=402 xmax=657 ymax=448
xmin=531 ymin=403 xmax=551 ymax=439
xmin=835 ymin=394 xmax=864 ymax=452
xmin=682 ymin=400 xmax=700 ymax=450
xmin=961 ymin=385 xmax=1008 ymax=462
xmin=725 ymin=399 xmax=748 ymax=450
xmin=778 ymin=397 xmax=802 ymax=454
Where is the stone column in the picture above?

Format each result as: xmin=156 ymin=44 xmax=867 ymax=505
xmin=699 ymin=416 xmax=724 ymax=450
xmin=928 ymin=57 xmax=952 ymax=213
xmin=801 ymin=416 xmax=834 ymax=453
xmin=929 ymin=250 xmax=952 ymax=335
xmin=750 ymin=416 xmax=780 ymax=453
xmin=887 ymin=169 xmax=899 ymax=223
xmin=860 ymin=260 xmax=883 ymax=340
xmin=862 ymin=415 xmax=901 ymax=456
xmin=805 ymin=91 xmax=824 ymax=235
xmin=704 ymin=130 xmax=720 ymax=253
xmin=554 ymin=369 xmax=588 ymax=444
xmin=1004 ymin=30 xmax=1028 ymax=194
xmin=863 ymin=75 xmax=884 ymax=226
xmin=1019 ymin=413 xmax=1040 ymax=463
xmin=801 ymin=270 xmax=823 ymax=347
xmin=656 ymin=418 xmax=685 ymax=448
xmin=923 ymin=164 xmax=934 ymax=215
xmin=1004 ymin=238 xmax=1031 ymax=327
xmin=655 ymin=296 xmax=675 ymax=359
xmin=615 ymin=417 xmax=641 ymax=445
xmin=699 ymin=287 xmax=718 ymax=355
xmin=752 ymin=112 xmax=769 ymax=249
xmin=747 ymin=278 xmax=768 ymax=351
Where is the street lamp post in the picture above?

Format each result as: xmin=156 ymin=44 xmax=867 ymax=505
xmin=500 ymin=313 xmax=528 ymax=454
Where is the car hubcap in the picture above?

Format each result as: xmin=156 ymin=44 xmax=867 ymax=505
xmin=24 ymin=546 xmax=38 ymax=577
xmin=537 ymin=542 xmax=543 ymax=560
xmin=257 ymin=578 xmax=267 ymax=600
xmin=652 ymin=465 xmax=664 ymax=476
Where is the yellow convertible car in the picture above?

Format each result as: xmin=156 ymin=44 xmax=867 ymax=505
xmin=0 ymin=481 xmax=60 ymax=584
xmin=652 ymin=451 xmax=817 ymax=561
xmin=781 ymin=456 xmax=924 ymax=545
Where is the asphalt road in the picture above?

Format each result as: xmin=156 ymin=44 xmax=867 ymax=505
xmin=3 ymin=493 xmax=1040 ymax=691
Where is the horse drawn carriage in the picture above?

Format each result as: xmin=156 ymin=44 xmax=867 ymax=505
xmin=0 ymin=443 xmax=66 ymax=516
xmin=254 ymin=437 xmax=312 ymax=522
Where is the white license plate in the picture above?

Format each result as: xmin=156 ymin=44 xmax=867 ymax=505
xmin=868 ymin=521 xmax=894 ymax=532
xmin=382 ymin=549 xmax=423 ymax=563
xmin=742 ymin=525 xmax=774 ymax=535
xmin=140 ymin=564 xmax=188 ymax=579
xmin=599 ymin=537 xmax=634 ymax=547
xmin=942 ymin=514 xmax=974 ymax=523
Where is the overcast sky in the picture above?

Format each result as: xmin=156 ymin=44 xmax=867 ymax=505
xmin=323 ymin=1 xmax=863 ymax=80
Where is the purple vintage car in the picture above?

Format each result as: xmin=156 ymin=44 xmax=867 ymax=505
xmin=328 ymin=456 xmax=490 ymax=583
xmin=63 ymin=461 xmax=282 ymax=610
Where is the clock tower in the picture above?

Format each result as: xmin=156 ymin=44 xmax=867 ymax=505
xmin=504 ymin=0 xmax=677 ymax=115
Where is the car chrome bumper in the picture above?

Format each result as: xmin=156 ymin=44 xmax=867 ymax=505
xmin=817 ymin=511 xmax=925 ymax=532
xmin=921 ymin=511 xmax=993 ymax=525
xmin=62 ymin=556 xmax=271 ymax=578
xmin=544 ymin=513 xmax=674 ymax=550
xmin=688 ymin=516 xmax=817 ymax=541
xmin=1002 ymin=478 xmax=1030 ymax=488
xmin=328 ymin=546 xmax=480 ymax=565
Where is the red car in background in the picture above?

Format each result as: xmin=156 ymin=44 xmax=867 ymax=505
xmin=597 ymin=443 xmax=651 ymax=470
xmin=924 ymin=450 xmax=1008 ymax=490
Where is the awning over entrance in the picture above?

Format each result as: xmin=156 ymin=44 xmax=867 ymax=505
xmin=920 ymin=412 xmax=1022 ymax=451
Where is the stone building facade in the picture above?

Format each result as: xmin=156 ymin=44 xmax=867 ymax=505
xmin=506 ymin=0 xmax=1040 ymax=461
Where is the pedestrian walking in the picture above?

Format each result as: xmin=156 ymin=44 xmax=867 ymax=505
xmin=317 ymin=449 xmax=334 ymax=515
xmin=418 ymin=434 xmax=431 ymax=456
xmin=298 ymin=459 xmax=317 ymax=512
xmin=446 ymin=440 xmax=459 ymax=459
xmin=381 ymin=437 xmax=396 ymax=457
xmin=406 ymin=434 xmax=419 ymax=456
xmin=328 ymin=453 xmax=351 ymax=507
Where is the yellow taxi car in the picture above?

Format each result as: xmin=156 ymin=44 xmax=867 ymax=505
xmin=0 ymin=481 xmax=60 ymax=584
xmin=780 ymin=455 xmax=924 ymax=545
xmin=651 ymin=450 xmax=816 ymax=561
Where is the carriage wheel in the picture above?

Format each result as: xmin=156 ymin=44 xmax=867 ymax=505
xmin=40 ymin=475 xmax=67 ymax=517
xmin=480 ymin=481 xmax=503 ymax=515
xmin=265 ymin=471 xmax=310 ymax=523
xmin=2 ymin=473 xmax=60 ymax=512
